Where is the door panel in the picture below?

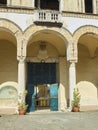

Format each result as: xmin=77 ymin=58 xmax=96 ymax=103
xmin=27 ymin=62 xmax=56 ymax=84
xmin=26 ymin=85 xmax=35 ymax=112
xmin=26 ymin=62 xmax=58 ymax=111
xmin=50 ymin=84 xmax=58 ymax=111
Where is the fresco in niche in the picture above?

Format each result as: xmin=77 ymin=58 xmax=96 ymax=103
xmin=0 ymin=86 xmax=18 ymax=99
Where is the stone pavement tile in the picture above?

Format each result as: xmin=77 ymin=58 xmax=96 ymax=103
xmin=0 ymin=111 xmax=98 ymax=130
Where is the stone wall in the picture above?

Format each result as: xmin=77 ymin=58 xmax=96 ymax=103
xmin=0 ymin=40 xmax=17 ymax=84
xmin=8 ymin=0 xmax=34 ymax=8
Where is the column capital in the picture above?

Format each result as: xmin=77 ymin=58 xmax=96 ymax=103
xmin=67 ymin=42 xmax=78 ymax=62
xmin=69 ymin=62 xmax=76 ymax=67
xmin=17 ymin=56 xmax=26 ymax=63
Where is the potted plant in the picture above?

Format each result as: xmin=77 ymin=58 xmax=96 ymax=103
xmin=18 ymin=90 xmax=28 ymax=115
xmin=71 ymin=88 xmax=81 ymax=112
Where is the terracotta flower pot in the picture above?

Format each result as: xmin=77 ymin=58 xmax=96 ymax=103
xmin=19 ymin=110 xmax=26 ymax=115
xmin=72 ymin=107 xmax=79 ymax=112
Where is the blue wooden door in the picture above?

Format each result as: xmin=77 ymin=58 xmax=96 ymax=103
xmin=26 ymin=62 xmax=58 ymax=111
xmin=26 ymin=85 xmax=35 ymax=112
xmin=50 ymin=84 xmax=58 ymax=111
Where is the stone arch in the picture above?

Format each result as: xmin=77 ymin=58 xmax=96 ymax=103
xmin=0 ymin=19 xmax=22 ymax=39
xmin=24 ymin=26 xmax=72 ymax=46
xmin=23 ymin=26 xmax=73 ymax=60
xmin=73 ymin=25 xmax=98 ymax=61
xmin=75 ymin=26 xmax=98 ymax=108
xmin=73 ymin=25 xmax=98 ymax=44
xmin=0 ymin=19 xmax=23 ymax=84
xmin=0 ymin=81 xmax=18 ymax=90
xmin=0 ymin=19 xmax=23 ymax=57
xmin=0 ymin=81 xmax=18 ymax=99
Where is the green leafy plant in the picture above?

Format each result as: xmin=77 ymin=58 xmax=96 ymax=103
xmin=18 ymin=90 xmax=28 ymax=111
xmin=71 ymin=88 xmax=81 ymax=108
xmin=18 ymin=102 xmax=28 ymax=111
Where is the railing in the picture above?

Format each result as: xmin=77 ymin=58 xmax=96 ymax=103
xmin=34 ymin=10 xmax=62 ymax=23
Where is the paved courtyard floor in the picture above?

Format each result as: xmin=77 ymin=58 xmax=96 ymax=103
xmin=0 ymin=111 xmax=98 ymax=130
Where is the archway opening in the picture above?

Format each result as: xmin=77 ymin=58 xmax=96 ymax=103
xmin=0 ymin=29 xmax=17 ymax=84
xmin=77 ymin=33 xmax=98 ymax=110
xmin=26 ymin=30 xmax=68 ymax=112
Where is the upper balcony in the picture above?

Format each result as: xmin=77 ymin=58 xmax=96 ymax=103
xmin=34 ymin=10 xmax=62 ymax=27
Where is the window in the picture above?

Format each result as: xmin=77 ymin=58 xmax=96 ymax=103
xmin=35 ymin=0 xmax=39 ymax=8
xmin=0 ymin=0 xmax=7 ymax=5
xmin=85 ymin=0 xmax=93 ymax=13
xmin=35 ymin=0 xmax=59 ymax=10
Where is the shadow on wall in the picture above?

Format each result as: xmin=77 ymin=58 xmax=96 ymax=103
xmin=0 ymin=81 xmax=18 ymax=114
xmin=76 ymin=81 xmax=98 ymax=106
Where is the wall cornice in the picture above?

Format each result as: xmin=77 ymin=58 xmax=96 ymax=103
xmin=0 ymin=6 xmax=98 ymax=20
xmin=62 ymin=11 xmax=98 ymax=19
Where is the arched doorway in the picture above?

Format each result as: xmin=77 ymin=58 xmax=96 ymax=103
xmin=25 ymin=29 xmax=68 ymax=112
xmin=0 ymin=28 xmax=18 ymax=114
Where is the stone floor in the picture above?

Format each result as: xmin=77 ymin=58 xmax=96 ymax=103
xmin=0 ymin=111 xmax=98 ymax=130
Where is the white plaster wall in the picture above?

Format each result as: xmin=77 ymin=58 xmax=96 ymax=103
xmin=0 ymin=12 xmax=34 ymax=31
xmin=63 ymin=17 xmax=98 ymax=34
xmin=1 ymin=12 xmax=98 ymax=33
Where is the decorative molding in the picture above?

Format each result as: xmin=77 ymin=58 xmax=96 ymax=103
xmin=17 ymin=56 xmax=26 ymax=63
xmin=0 ymin=6 xmax=34 ymax=14
xmin=0 ymin=6 xmax=98 ymax=20
xmin=62 ymin=11 xmax=98 ymax=19
xmin=37 ymin=42 xmax=48 ymax=60
xmin=26 ymin=42 xmax=59 ymax=63
xmin=26 ymin=56 xmax=59 ymax=63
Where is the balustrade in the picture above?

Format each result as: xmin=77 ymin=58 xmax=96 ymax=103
xmin=34 ymin=10 xmax=62 ymax=23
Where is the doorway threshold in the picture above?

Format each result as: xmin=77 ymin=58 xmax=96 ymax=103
xmin=35 ymin=109 xmax=50 ymax=113
xmin=27 ymin=109 xmax=59 ymax=115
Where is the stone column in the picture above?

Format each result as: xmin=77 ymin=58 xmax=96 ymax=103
xmin=18 ymin=56 xmax=26 ymax=95
xmin=69 ymin=62 xmax=76 ymax=107
xmin=58 ymin=57 xmax=67 ymax=111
